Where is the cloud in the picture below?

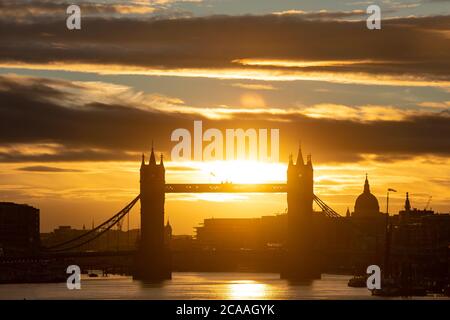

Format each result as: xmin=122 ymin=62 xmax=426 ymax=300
xmin=389 ymin=2 xmax=422 ymax=9
xmin=230 ymin=83 xmax=277 ymax=91
xmin=17 ymin=165 xmax=83 ymax=172
xmin=0 ymin=14 xmax=449 ymax=86
xmin=272 ymin=9 xmax=368 ymax=20
xmin=417 ymin=101 xmax=450 ymax=109
xmin=0 ymin=74 xmax=449 ymax=163
xmin=0 ymin=0 xmax=198 ymax=21
xmin=297 ymin=103 xmax=429 ymax=122
xmin=0 ymin=0 xmax=151 ymax=19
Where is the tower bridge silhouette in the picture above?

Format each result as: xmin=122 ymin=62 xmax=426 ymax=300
xmin=2 ymin=145 xmax=341 ymax=281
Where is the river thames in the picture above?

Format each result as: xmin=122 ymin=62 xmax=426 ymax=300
xmin=1 ymin=272 xmax=447 ymax=300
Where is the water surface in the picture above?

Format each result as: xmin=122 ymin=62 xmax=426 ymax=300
xmin=0 ymin=273 xmax=445 ymax=300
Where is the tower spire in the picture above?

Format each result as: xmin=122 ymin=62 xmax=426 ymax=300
xmin=364 ymin=173 xmax=370 ymax=193
xmin=296 ymin=141 xmax=304 ymax=166
xmin=405 ymin=192 xmax=411 ymax=211
xmin=160 ymin=153 xmax=164 ymax=167
xmin=149 ymin=141 xmax=156 ymax=165
xmin=306 ymin=153 xmax=312 ymax=167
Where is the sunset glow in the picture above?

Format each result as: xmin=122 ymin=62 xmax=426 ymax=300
xmin=0 ymin=0 xmax=448 ymax=237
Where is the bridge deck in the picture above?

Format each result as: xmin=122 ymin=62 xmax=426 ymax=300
xmin=165 ymin=183 xmax=287 ymax=193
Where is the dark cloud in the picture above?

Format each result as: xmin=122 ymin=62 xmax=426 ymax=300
xmin=17 ymin=165 xmax=83 ymax=172
xmin=0 ymin=14 xmax=449 ymax=81
xmin=0 ymin=1 xmax=156 ymax=18
xmin=0 ymin=1 xmax=385 ymax=22
xmin=430 ymin=178 xmax=450 ymax=187
xmin=273 ymin=9 xmax=397 ymax=20
xmin=0 ymin=74 xmax=449 ymax=163
xmin=0 ymin=0 xmax=193 ymax=25
xmin=371 ymin=154 xmax=422 ymax=163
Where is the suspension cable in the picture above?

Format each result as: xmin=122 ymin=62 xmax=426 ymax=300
xmin=43 ymin=195 xmax=140 ymax=251
xmin=313 ymin=194 xmax=342 ymax=218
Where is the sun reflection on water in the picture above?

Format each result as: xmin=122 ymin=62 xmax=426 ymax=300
xmin=227 ymin=280 xmax=267 ymax=299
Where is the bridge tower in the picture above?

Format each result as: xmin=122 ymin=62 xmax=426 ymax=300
xmin=282 ymin=145 xmax=321 ymax=280
xmin=134 ymin=146 xmax=171 ymax=281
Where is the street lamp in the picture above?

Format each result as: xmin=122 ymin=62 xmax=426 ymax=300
xmin=386 ymin=188 xmax=397 ymax=215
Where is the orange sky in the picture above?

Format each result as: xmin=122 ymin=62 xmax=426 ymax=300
xmin=0 ymin=1 xmax=449 ymax=234
xmin=1 ymin=156 xmax=449 ymax=234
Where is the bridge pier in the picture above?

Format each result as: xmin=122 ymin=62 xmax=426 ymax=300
xmin=135 ymin=148 xmax=172 ymax=281
xmin=133 ymin=249 xmax=171 ymax=281
xmin=281 ymin=146 xmax=322 ymax=280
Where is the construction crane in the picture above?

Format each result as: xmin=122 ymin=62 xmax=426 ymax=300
xmin=410 ymin=193 xmax=433 ymax=210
